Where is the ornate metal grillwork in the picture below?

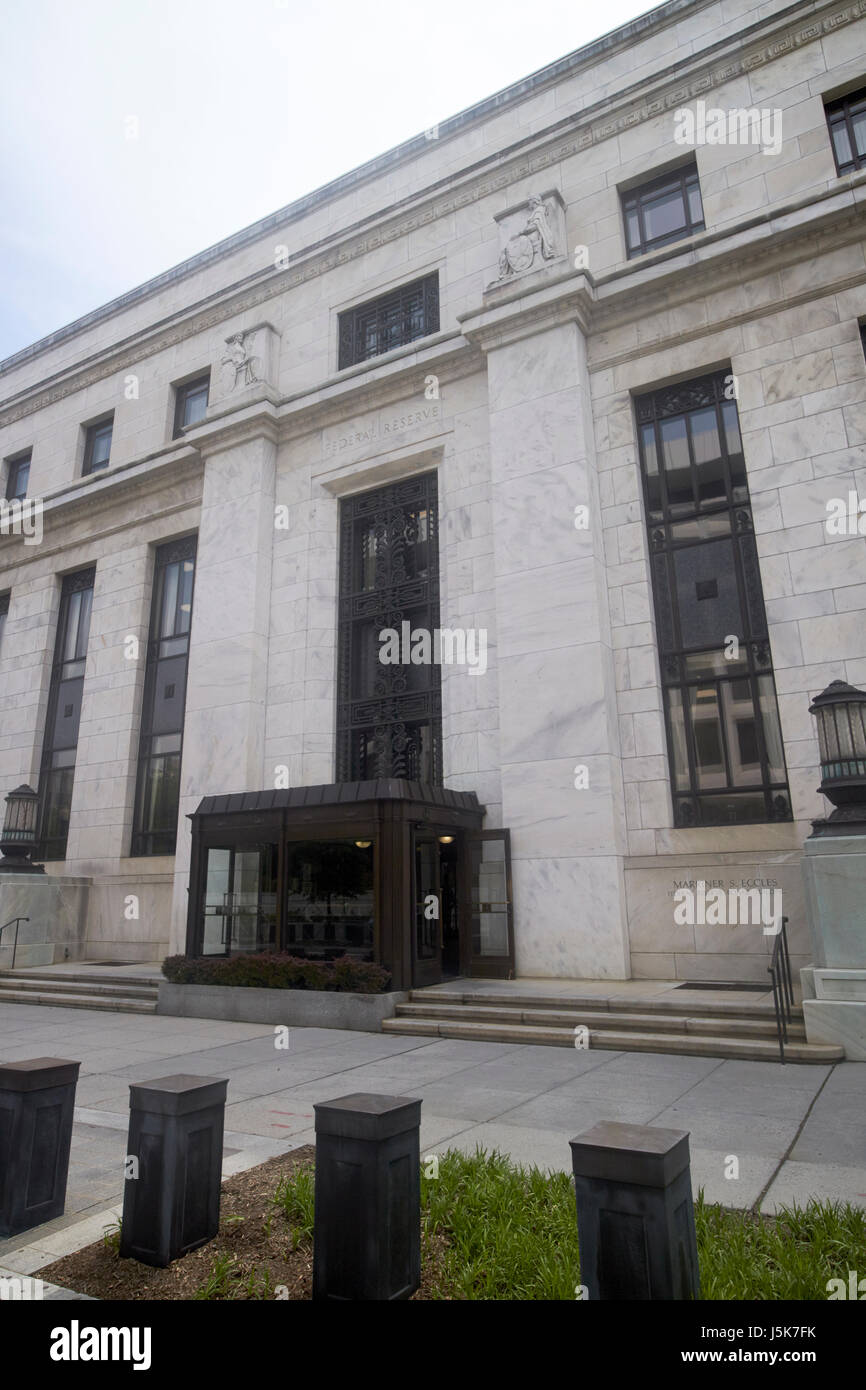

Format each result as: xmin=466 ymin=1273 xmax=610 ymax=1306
xmin=337 ymin=472 xmax=442 ymax=782
xmin=338 ymin=274 xmax=439 ymax=370
xmin=635 ymin=370 xmax=791 ymax=827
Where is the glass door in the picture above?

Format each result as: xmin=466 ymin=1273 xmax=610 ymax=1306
xmin=466 ymin=830 xmax=514 ymax=978
xmin=200 ymin=845 xmax=277 ymax=955
xmin=413 ymin=829 xmax=442 ymax=987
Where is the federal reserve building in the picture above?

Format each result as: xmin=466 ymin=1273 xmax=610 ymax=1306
xmin=2 ymin=0 xmax=866 ymax=1060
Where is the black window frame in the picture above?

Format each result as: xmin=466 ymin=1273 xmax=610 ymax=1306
xmin=36 ymin=567 xmax=96 ymax=860
xmin=173 ymin=374 xmax=210 ymax=438
xmin=82 ymin=415 xmax=114 ymax=476
xmin=0 ymin=592 xmax=8 ymax=651
xmin=338 ymin=273 xmax=439 ymax=371
xmin=336 ymin=472 xmax=442 ymax=783
xmin=131 ymin=535 xmax=197 ymax=857
xmin=634 ymin=370 xmax=792 ymax=828
xmin=825 ymin=85 xmax=866 ymax=175
xmin=622 ymin=163 xmax=705 ymax=260
xmin=5 ymin=452 xmax=31 ymax=501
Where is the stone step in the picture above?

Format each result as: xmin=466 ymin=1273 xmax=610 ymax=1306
xmin=381 ymin=1017 xmax=842 ymax=1063
xmin=0 ymin=974 xmax=158 ymax=999
xmin=394 ymin=1001 xmax=807 ymax=1040
xmin=0 ymin=988 xmax=158 ymax=1014
xmin=409 ymin=988 xmax=798 ymax=1022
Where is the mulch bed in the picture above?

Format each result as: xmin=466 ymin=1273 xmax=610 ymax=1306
xmin=39 ymin=1146 xmax=446 ymax=1300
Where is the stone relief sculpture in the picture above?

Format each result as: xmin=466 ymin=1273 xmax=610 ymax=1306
xmin=497 ymin=194 xmax=558 ymax=279
xmin=221 ymin=330 xmax=260 ymax=390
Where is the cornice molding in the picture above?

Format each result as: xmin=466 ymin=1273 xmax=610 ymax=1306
xmin=1 ymin=0 xmax=861 ymax=425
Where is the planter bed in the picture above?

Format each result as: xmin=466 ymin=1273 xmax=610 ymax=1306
xmin=157 ymin=981 xmax=409 ymax=1031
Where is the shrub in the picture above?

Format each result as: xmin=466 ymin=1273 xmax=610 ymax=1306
xmin=161 ymin=952 xmax=391 ymax=993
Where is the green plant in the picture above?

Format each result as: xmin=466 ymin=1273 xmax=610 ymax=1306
xmin=101 ymin=1217 xmax=122 ymax=1255
xmin=273 ymin=1163 xmax=316 ymax=1249
xmin=161 ymin=952 xmax=391 ymax=993
xmin=193 ymin=1252 xmax=239 ymax=1300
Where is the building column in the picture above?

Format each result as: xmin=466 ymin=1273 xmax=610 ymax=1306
xmin=169 ymin=428 xmax=277 ymax=953
xmin=467 ymin=290 xmax=630 ymax=978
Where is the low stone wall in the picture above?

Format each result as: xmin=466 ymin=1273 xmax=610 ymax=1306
xmin=157 ymin=981 xmax=409 ymax=1031
xmin=0 ymin=872 xmax=91 ymax=969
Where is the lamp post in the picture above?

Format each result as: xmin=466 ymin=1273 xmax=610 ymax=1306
xmin=808 ymin=680 xmax=866 ymax=837
xmin=0 ymin=785 xmax=45 ymax=873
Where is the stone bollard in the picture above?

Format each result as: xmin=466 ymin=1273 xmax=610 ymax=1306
xmin=120 ymin=1074 xmax=228 ymax=1268
xmin=313 ymin=1092 xmax=422 ymax=1301
xmin=570 ymin=1120 xmax=700 ymax=1300
xmin=0 ymin=1058 xmax=80 ymax=1237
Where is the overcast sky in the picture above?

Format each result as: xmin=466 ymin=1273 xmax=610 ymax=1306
xmin=0 ymin=0 xmax=653 ymax=361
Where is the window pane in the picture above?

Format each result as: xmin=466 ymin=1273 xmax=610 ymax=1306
xmin=696 ymin=792 xmax=766 ymax=825
xmin=75 ymin=587 xmax=93 ymax=659
xmin=640 ymin=423 xmax=662 ymax=515
xmin=689 ymin=408 xmax=721 ymax=465
xmin=178 ymin=560 xmax=194 ymax=632
xmin=686 ymin=177 xmax=704 ymax=225
xmin=63 ymin=592 xmax=82 ymax=663
xmin=721 ymin=680 xmax=762 ymax=785
xmin=721 ymin=399 xmax=742 ymax=456
xmin=667 ymin=688 xmax=691 ymax=791
xmin=160 ymin=562 xmax=179 ymax=639
xmin=831 ymin=119 xmax=853 ymax=166
xmin=852 ymin=109 xmax=866 ymax=159
xmin=642 ymin=185 xmax=687 ymax=243
xmin=625 ymin=206 xmax=640 ymax=250
xmin=660 ymin=417 xmax=692 ymax=510
xmin=689 ymin=685 xmax=727 ymax=788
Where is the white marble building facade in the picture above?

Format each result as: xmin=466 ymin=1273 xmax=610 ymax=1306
xmin=1 ymin=0 xmax=865 ymax=985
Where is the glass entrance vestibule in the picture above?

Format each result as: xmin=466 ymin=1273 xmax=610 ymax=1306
xmin=185 ymin=781 xmax=514 ymax=990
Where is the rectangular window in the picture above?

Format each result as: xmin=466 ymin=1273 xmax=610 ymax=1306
xmin=5 ymin=452 xmax=30 ymax=501
xmin=622 ymin=164 xmax=705 ymax=259
xmin=37 ymin=568 xmax=95 ymax=860
xmin=635 ymin=371 xmax=791 ymax=827
xmin=338 ymin=274 xmax=439 ymax=370
xmin=82 ymin=416 xmax=113 ymax=475
xmin=336 ymin=472 xmax=441 ymax=782
xmin=0 ymin=593 xmax=8 ymax=651
xmin=173 ymin=375 xmax=210 ymax=438
xmin=131 ymin=536 xmax=197 ymax=855
xmin=826 ymin=85 xmax=866 ymax=175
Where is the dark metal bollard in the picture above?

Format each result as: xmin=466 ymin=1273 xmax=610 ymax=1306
xmin=120 ymin=1074 xmax=228 ymax=1268
xmin=313 ymin=1091 xmax=422 ymax=1301
xmin=0 ymin=1057 xmax=80 ymax=1237
xmin=570 ymin=1120 xmax=700 ymax=1300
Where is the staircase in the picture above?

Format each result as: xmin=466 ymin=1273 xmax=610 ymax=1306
xmin=382 ymin=985 xmax=845 ymax=1063
xmin=0 ymin=969 xmax=159 ymax=1015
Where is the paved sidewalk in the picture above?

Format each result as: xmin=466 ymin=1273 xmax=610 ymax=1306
xmin=0 ymin=999 xmax=863 ymax=1272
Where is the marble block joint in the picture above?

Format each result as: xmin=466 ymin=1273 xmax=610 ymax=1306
xmin=120 ymin=1073 xmax=229 ymax=1268
xmin=570 ymin=1121 xmax=701 ymax=1301
xmin=313 ymin=1092 xmax=422 ymax=1301
xmin=0 ymin=1058 xmax=81 ymax=1238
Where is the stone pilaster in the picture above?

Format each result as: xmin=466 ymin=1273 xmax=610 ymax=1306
xmin=463 ymin=276 xmax=630 ymax=978
xmin=169 ymin=423 xmax=277 ymax=952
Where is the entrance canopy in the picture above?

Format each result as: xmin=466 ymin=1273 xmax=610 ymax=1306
xmin=185 ymin=780 xmax=506 ymax=989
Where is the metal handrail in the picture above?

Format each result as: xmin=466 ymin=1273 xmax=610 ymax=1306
xmin=768 ymin=915 xmax=794 ymax=1064
xmin=0 ymin=917 xmax=29 ymax=971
